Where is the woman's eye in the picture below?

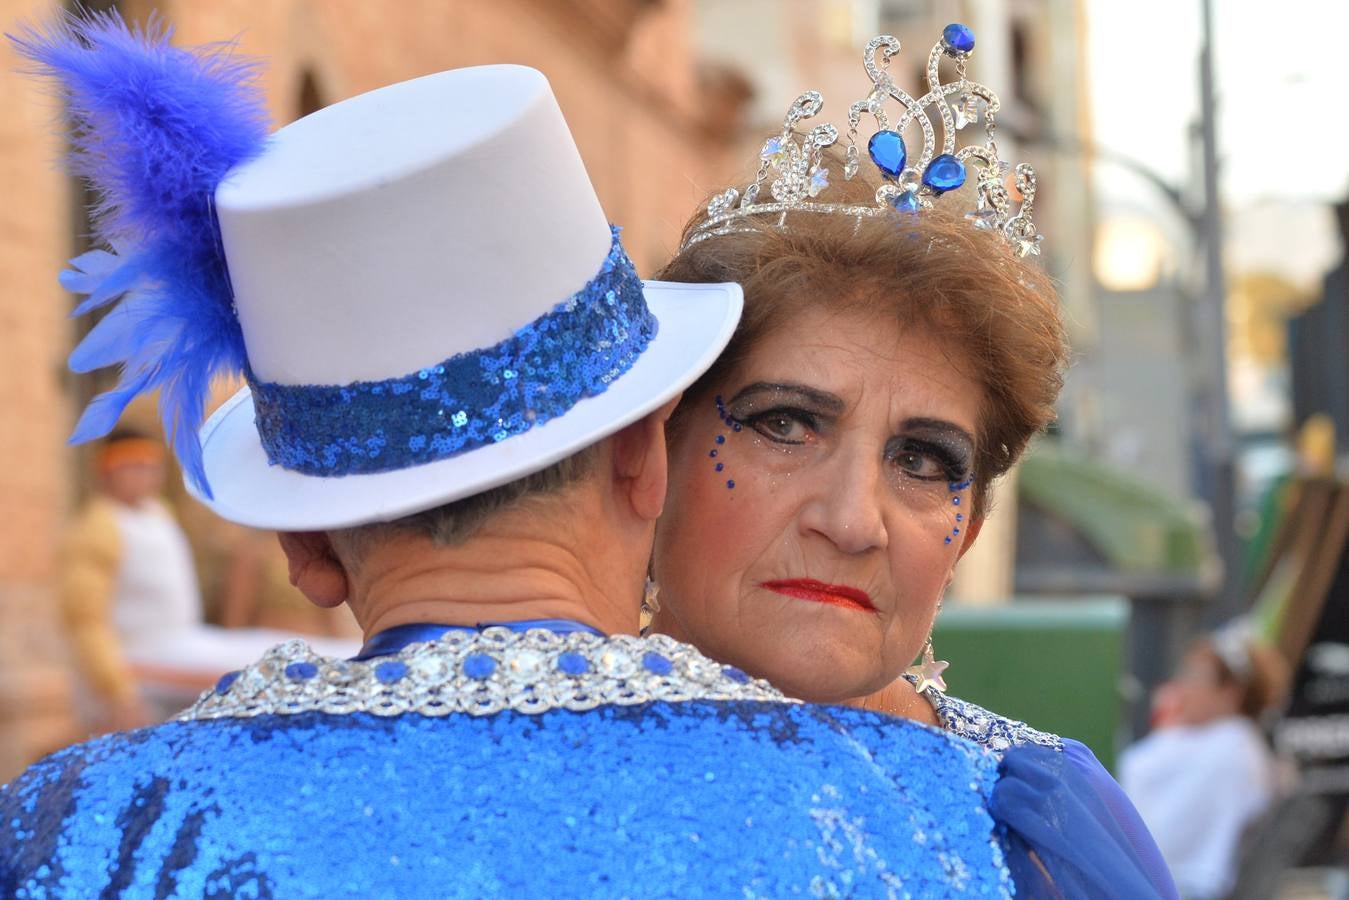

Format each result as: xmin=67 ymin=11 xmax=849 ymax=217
xmin=747 ymin=410 xmax=812 ymax=443
xmin=894 ymin=450 xmax=947 ymax=480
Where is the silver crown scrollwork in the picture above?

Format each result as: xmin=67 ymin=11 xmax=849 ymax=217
xmin=686 ymin=26 xmax=1043 ymax=259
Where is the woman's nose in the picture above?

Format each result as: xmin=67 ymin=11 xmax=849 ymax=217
xmin=798 ymin=452 xmax=888 ymax=554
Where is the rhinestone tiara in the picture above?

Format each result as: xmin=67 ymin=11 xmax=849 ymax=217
xmin=683 ymin=25 xmax=1043 ymax=258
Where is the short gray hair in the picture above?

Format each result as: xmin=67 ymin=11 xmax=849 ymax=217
xmin=328 ymin=443 xmax=601 ymax=569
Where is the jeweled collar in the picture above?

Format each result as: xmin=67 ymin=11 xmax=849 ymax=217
xmin=901 ymin=673 xmax=1062 ymax=754
xmin=179 ymin=628 xmax=790 ymax=721
xmin=354 ymin=620 xmax=603 ymax=660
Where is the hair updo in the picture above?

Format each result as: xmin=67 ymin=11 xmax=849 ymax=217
xmin=655 ymin=163 xmax=1069 ymax=520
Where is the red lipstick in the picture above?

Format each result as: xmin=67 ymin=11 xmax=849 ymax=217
xmin=760 ymin=579 xmax=876 ymax=612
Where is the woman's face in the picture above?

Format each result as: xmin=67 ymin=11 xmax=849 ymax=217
xmin=651 ymin=303 xmax=983 ymax=703
xmin=1169 ymin=648 xmax=1242 ymax=725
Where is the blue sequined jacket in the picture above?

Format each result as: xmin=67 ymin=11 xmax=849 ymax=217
xmin=1 ymin=630 xmax=1175 ymax=898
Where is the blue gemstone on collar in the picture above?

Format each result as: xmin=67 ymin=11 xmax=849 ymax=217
xmin=285 ymin=662 xmax=318 ymax=681
xmin=463 ymin=653 xmax=497 ymax=680
xmin=215 ymin=671 xmax=240 ymax=694
xmin=642 ymin=652 xmax=673 ymax=676
xmin=867 ymin=130 xmax=907 ymax=179
xmin=892 ymin=190 xmax=922 ymax=213
xmin=557 ymin=651 xmax=590 ymax=676
xmin=723 ymin=666 xmax=750 ymax=684
xmin=375 ymin=660 xmax=408 ymax=684
xmin=943 ymin=23 xmax=975 ymax=54
xmin=922 ymin=154 xmax=966 ymax=193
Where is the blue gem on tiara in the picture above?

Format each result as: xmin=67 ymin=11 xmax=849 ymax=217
xmin=681 ymin=30 xmax=1043 ymax=258
xmin=922 ymin=155 xmax=967 ymax=194
xmin=942 ymin=23 xmax=976 ymax=55
xmin=867 ymin=130 xmax=906 ymax=179
xmin=892 ymin=190 xmax=922 ymax=214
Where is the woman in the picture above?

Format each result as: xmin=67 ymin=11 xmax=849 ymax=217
xmin=646 ymin=26 xmax=1177 ymax=897
xmin=1120 ymin=630 xmax=1287 ymax=898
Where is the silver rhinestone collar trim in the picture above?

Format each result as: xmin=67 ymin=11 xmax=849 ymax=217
xmin=178 ymin=629 xmax=793 ymax=721
xmin=903 ymin=673 xmax=1063 ymax=754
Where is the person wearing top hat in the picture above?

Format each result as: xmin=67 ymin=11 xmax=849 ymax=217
xmin=3 ymin=13 xmax=1044 ymax=895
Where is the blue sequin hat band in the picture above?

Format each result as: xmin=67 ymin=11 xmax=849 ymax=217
xmin=248 ymin=226 xmax=657 ymax=477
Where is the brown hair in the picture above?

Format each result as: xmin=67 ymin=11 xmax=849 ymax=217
xmin=1198 ymin=639 xmax=1290 ymax=720
xmin=654 ymin=170 xmax=1068 ymax=519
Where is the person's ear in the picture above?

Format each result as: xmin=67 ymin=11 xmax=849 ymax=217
xmin=611 ymin=395 xmax=681 ymax=523
xmin=277 ymin=531 xmax=349 ymax=609
xmin=955 ymin=516 xmax=985 ymax=562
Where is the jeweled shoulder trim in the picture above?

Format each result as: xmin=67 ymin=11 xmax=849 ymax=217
xmin=903 ymin=673 xmax=1062 ymax=753
xmin=178 ymin=629 xmax=792 ymax=721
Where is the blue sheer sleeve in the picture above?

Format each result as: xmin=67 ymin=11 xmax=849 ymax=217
xmin=992 ymin=739 xmax=1179 ymax=899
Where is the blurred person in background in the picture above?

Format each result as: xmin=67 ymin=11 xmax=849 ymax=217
xmin=1120 ymin=625 xmax=1289 ymax=899
xmin=61 ymin=430 xmax=357 ymax=728
xmin=646 ymin=25 xmax=1176 ymax=900
xmin=218 ymin=527 xmax=362 ymax=639
xmin=61 ymin=428 xmax=187 ymax=730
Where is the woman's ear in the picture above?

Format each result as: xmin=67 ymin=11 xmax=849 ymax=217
xmin=277 ymin=531 xmax=350 ymax=609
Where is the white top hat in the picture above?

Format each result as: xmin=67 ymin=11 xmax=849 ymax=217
xmin=25 ymin=12 xmax=740 ymax=533
xmin=179 ymin=64 xmax=739 ymax=529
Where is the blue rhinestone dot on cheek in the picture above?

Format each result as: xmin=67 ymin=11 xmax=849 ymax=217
xmin=727 ymin=480 xmax=736 ymax=490
xmin=715 ymin=435 xmax=725 ymax=445
xmin=867 ymin=130 xmax=907 ymax=179
xmin=942 ymin=22 xmax=976 ymax=54
xmin=715 ymin=463 xmax=724 ymax=472
xmin=922 ymin=154 xmax=967 ymax=194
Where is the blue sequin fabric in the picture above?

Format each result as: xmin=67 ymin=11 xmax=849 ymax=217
xmin=2 ymin=633 xmax=1015 ymax=898
xmin=248 ymin=226 xmax=657 ymax=476
xmin=904 ymin=673 xmax=1064 ymax=754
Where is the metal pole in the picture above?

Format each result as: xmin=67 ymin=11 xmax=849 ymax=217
xmin=1196 ymin=0 xmax=1240 ymax=621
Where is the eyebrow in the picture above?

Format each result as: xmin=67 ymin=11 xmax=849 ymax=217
xmin=729 ymin=381 xmax=845 ymax=414
xmin=903 ymin=417 xmax=976 ymax=449
xmin=731 ymin=383 xmax=977 ymax=448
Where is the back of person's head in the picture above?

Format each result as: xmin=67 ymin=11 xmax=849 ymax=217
xmin=327 ymin=443 xmax=601 ymax=568
xmin=655 ymin=153 xmax=1067 ymax=520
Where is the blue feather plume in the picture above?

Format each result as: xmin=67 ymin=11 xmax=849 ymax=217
xmin=10 ymin=11 xmax=270 ymax=497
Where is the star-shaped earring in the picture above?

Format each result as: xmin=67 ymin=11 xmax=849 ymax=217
xmin=906 ymin=641 xmax=949 ymax=694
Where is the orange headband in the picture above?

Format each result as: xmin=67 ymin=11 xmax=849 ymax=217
xmin=97 ymin=438 xmax=165 ymax=472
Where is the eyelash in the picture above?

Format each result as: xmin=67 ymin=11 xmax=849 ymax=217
xmin=737 ymin=406 xmax=818 ymax=444
xmin=889 ymin=440 xmax=968 ymax=483
xmin=736 ymin=406 xmax=970 ymax=482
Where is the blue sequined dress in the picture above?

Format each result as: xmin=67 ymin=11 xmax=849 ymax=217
xmin=1 ymin=625 xmax=1172 ymax=897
